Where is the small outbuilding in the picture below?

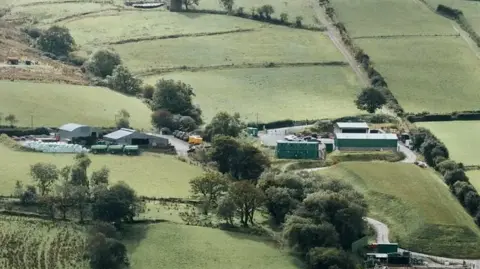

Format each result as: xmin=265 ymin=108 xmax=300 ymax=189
xmin=334 ymin=133 xmax=398 ymax=151
xmin=334 ymin=122 xmax=369 ymax=134
xmin=103 ymin=128 xmax=168 ymax=147
xmin=57 ymin=123 xmax=99 ymax=140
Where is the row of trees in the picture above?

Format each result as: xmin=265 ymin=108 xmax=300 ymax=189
xmin=17 ymin=153 xmax=143 ymax=224
xmin=411 ymin=128 xmax=480 ymax=224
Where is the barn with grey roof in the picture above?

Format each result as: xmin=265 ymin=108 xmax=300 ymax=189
xmin=103 ymin=128 xmax=168 ymax=147
xmin=57 ymin=123 xmax=99 ymax=140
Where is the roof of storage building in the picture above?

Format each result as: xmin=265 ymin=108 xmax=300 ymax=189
xmin=59 ymin=123 xmax=87 ymax=132
xmin=335 ymin=133 xmax=398 ymax=140
xmin=335 ymin=122 xmax=369 ymax=129
xmin=104 ymin=128 xmax=136 ymax=140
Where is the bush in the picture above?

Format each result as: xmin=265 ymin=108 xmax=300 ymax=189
xmin=37 ymin=26 xmax=75 ymax=56
xmin=436 ymin=4 xmax=463 ymax=19
xmin=295 ymin=16 xmax=303 ymax=27
xmin=22 ymin=27 xmax=42 ymax=39
xmin=66 ymin=54 xmax=86 ymax=66
xmin=84 ymin=49 xmax=121 ymax=78
xmin=107 ymin=65 xmax=141 ymax=95
xmin=280 ymin=12 xmax=288 ymax=22
xmin=142 ymin=84 xmax=155 ymax=99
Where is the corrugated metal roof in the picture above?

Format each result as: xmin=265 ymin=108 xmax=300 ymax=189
xmin=59 ymin=123 xmax=87 ymax=132
xmin=335 ymin=122 xmax=369 ymax=129
xmin=335 ymin=133 xmax=398 ymax=140
xmin=277 ymin=140 xmax=319 ymax=144
xmin=320 ymin=138 xmax=334 ymax=144
xmin=104 ymin=128 xmax=136 ymax=140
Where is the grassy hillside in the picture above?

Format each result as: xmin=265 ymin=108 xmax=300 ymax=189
xmin=0 ymin=215 xmax=88 ymax=269
xmin=318 ymin=162 xmax=480 ymax=258
xmin=331 ymin=0 xmax=455 ymax=37
xmin=356 ymin=37 xmax=480 ymax=113
xmin=145 ymin=66 xmax=361 ymax=122
xmin=125 ymin=223 xmax=302 ymax=269
xmin=0 ymin=145 xmax=203 ymax=198
xmin=417 ymin=121 xmax=480 ymax=165
xmin=0 ymin=80 xmax=152 ymax=128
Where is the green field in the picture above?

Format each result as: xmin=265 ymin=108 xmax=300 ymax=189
xmin=356 ymin=37 xmax=480 ymax=113
xmin=416 ymin=121 xmax=480 ymax=165
xmin=64 ymin=10 xmax=264 ymax=49
xmin=0 ymin=145 xmax=203 ymax=197
xmin=198 ymin=0 xmax=321 ymax=27
xmin=125 ymin=223 xmax=302 ymax=269
xmin=6 ymin=2 xmax=116 ymax=24
xmin=0 ymin=80 xmax=153 ymax=128
xmin=331 ymin=0 xmax=455 ymax=37
xmin=145 ymin=66 xmax=361 ymax=122
xmin=113 ymin=27 xmax=342 ymax=73
xmin=467 ymin=170 xmax=480 ymax=192
xmin=319 ymin=162 xmax=480 ymax=258
xmin=426 ymin=0 xmax=480 ymax=33
xmin=0 ymin=215 xmax=87 ymax=269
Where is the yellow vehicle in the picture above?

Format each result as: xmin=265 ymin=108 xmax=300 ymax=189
xmin=188 ymin=135 xmax=203 ymax=145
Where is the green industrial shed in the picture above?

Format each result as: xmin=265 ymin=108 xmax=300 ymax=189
xmin=335 ymin=133 xmax=398 ymax=151
xmin=276 ymin=140 xmax=320 ymax=159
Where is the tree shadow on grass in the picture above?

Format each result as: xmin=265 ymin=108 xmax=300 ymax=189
xmin=177 ymin=11 xmax=207 ymax=19
xmin=120 ymin=224 xmax=150 ymax=254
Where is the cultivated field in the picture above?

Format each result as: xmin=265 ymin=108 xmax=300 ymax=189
xmin=0 ymin=215 xmax=88 ymax=269
xmin=125 ymin=223 xmax=302 ymax=269
xmin=356 ymin=37 xmax=480 ymax=113
xmin=0 ymin=145 xmax=203 ymax=198
xmin=319 ymin=162 xmax=480 ymax=258
xmin=331 ymin=0 xmax=456 ymax=37
xmin=416 ymin=121 xmax=480 ymax=165
xmin=145 ymin=66 xmax=362 ymax=122
xmin=426 ymin=0 xmax=480 ymax=33
xmin=5 ymin=2 xmax=116 ymax=25
xmin=0 ymin=80 xmax=152 ymax=128
xmin=198 ymin=0 xmax=321 ymax=27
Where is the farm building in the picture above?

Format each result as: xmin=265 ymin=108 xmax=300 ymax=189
xmin=103 ymin=128 xmax=168 ymax=147
xmin=276 ymin=140 xmax=320 ymax=160
xmin=320 ymin=138 xmax=335 ymax=153
xmin=57 ymin=123 xmax=99 ymax=140
xmin=334 ymin=133 xmax=398 ymax=151
xmin=334 ymin=122 xmax=369 ymax=134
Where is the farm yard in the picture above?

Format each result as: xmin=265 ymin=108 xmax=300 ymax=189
xmin=0 ymin=144 xmax=203 ymax=198
xmin=416 ymin=121 xmax=480 ymax=165
xmin=0 ymin=80 xmax=152 ymax=128
xmin=145 ymin=66 xmax=362 ymax=122
xmin=0 ymin=215 xmax=88 ymax=269
xmin=318 ymin=162 xmax=480 ymax=258
xmin=125 ymin=223 xmax=302 ymax=269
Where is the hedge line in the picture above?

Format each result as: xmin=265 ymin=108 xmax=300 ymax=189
xmin=406 ymin=110 xmax=480 ymax=122
xmin=321 ymin=0 xmax=404 ymax=116
xmin=436 ymin=4 xmax=480 ymax=48
xmin=0 ymin=127 xmax=50 ymax=137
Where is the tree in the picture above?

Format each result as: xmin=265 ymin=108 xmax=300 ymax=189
xmin=257 ymin=5 xmax=274 ymax=19
xmin=89 ymin=221 xmax=118 ymax=239
xmin=228 ymin=181 xmax=265 ymax=226
xmin=179 ymin=116 xmax=197 ymax=131
xmin=72 ymin=153 xmax=92 ymax=187
xmin=217 ymin=194 xmax=236 ymax=225
xmin=115 ymin=109 xmax=131 ymax=129
xmin=107 ymin=65 xmax=141 ymax=95
xmin=204 ymin=112 xmax=244 ymax=141
xmin=13 ymin=180 xmax=24 ymax=197
xmin=151 ymin=109 xmax=174 ymax=130
xmin=88 ymin=233 xmax=129 ymax=269
xmin=182 ymin=0 xmax=199 ymax=10
xmin=37 ymin=25 xmax=75 ymax=56
xmin=283 ymin=216 xmax=339 ymax=253
xmin=60 ymin=165 xmax=72 ymax=181
xmin=354 ymin=87 xmax=386 ymax=113
xmin=264 ymin=187 xmax=297 ymax=224
xmin=56 ymin=180 xmax=74 ymax=219
xmin=92 ymin=182 xmax=143 ymax=223
xmin=91 ymin=166 xmax=110 ymax=186
xmin=30 ymin=162 xmax=58 ymax=196
xmin=152 ymin=79 xmax=202 ymax=124
xmin=4 ymin=114 xmax=18 ymax=127
xmin=21 ymin=185 xmax=37 ymax=205
xmin=411 ymin=128 xmax=433 ymax=151
xmin=39 ymin=195 xmax=56 ymax=219
xmin=189 ymin=172 xmax=228 ymax=214
xmin=219 ymin=0 xmax=234 ymax=12
xmin=295 ymin=16 xmax=303 ymax=27
xmin=306 ymin=247 xmax=356 ymax=269
xmin=464 ymin=191 xmax=480 ymax=214
xmin=210 ymin=135 xmax=241 ymax=174
xmin=436 ymin=160 xmax=458 ymax=175
xmin=142 ymin=84 xmax=155 ymax=99
xmin=72 ymin=185 xmax=89 ymax=223
xmin=85 ymin=49 xmax=122 ymax=78
xmin=280 ymin=12 xmax=288 ymax=22
xmin=444 ymin=169 xmax=469 ymax=186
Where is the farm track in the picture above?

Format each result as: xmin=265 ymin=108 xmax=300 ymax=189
xmin=352 ymin=33 xmax=460 ymax=40
xmin=107 ymin=28 xmax=258 ymax=45
xmin=50 ymin=7 xmax=122 ymax=23
xmin=137 ymin=61 xmax=349 ymax=76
